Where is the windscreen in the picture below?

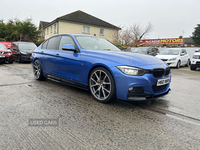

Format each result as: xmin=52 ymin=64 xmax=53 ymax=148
xmin=0 ymin=44 xmax=7 ymax=50
xmin=18 ymin=43 xmax=37 ymax=51
xmin=75 ymin=36 xmax=121 ymax=52
xmin=159 ymin=49 xmax=180 ymax=55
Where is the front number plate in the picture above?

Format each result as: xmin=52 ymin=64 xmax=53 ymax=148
xmin=157 ymin=77 xmax=170 ymax=86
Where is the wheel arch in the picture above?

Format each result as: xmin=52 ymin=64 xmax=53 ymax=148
xmin=32 ymin=58 xmax=46 ymax=76
xmin=177 ymin=59 xmax=181 ymax=66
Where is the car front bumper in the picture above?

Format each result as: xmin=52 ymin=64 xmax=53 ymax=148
xmin=0 ymin=54 xmax=13 ymax=62
xmin=20 ymin=54 xmax=32 ymax=61
xmin=162 ymin=60 xmax=177 ymax=67
xmin=191 ymin=59 xmax=200 ymax=67
xmin=112 ymin=67 xmax=171 ymax=101
xmin=0 ymin=57 xmax=6 ymax=62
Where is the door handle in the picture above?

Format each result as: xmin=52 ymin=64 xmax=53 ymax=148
xmin=56 ymin=53 xmax=59 ymax=56
xmin=41 ymin=51 xmax=43 ymax=53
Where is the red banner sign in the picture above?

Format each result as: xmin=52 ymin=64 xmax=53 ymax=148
xmin=137 ymin=38 xmax=184 ymax=46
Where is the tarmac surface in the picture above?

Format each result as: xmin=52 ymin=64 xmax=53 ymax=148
xmin=0 ymin=62 xmax=200 ymax=149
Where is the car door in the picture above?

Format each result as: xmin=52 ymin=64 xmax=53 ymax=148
xmin=40 ymin=36 xmax=61 ymax=75
xmin=180 ymin=49 xmax=187 ymax=65
xmin=53 ymin=35 xmax=82 ymax=82
xmin=183 ymin=49 xmax=189 ymax=63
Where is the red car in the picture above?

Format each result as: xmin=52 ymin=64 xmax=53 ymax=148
xmin=0 ymin=43 xmax=13 ymax=63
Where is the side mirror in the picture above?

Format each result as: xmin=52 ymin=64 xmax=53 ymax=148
xmin=13 ymin=48 xmax=16 ymax=51
xmin=180 ymin=52 xmax=185 ymax=56
xmin=62 ymin=44 xmax=77 ymax=52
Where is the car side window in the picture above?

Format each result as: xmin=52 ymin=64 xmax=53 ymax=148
xmin=46 ymin=36 xmax=60 ymax=50
xmin=181 ymin=49 xmax=186 ymax=55
xmin=41 ymin=40 xmax=49 ymax=49
xmin=151 ymin=48 xmax=157 ymax=52
xmin=59 ymin=36 xmax=75 ymax=50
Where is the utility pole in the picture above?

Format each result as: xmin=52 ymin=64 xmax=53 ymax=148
xmin=182 ymin=30 xmax=185 ymax=37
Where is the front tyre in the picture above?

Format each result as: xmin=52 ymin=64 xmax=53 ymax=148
xmin=190 ymin=65 xmax=197 ymax=71
xmin=33 ymin=59 xmax=46 ymax=80
xmin=176 ymin=60 xmax=181 ymax=69
xmin=9 ymin=59 xmax=13 ymax=64
xmin=89 ymin=67 xmax=116 ymax=103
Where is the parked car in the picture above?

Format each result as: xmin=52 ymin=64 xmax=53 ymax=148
xmin=190 ymin=52 xmax=200 ymax=70
xmin=130 ymin=47 xmax=159 ymax=56
xmin=0 ymin=41 xmax=17 ymax=50
xmin=31 ymin=34 xmax=171 ymax=103
xmin=155 ymin=48 xmax=190 ymax=68
xmin=12 ymin=42 xmax=37 ymax=62
xmin=195 ymin=48 xmax=200 ymax=52
xmin=0 ymin=43 xmax=13 ymax=63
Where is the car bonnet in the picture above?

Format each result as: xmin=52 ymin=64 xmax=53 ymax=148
xmin=84 ymin=50 xmax=167 ymax=69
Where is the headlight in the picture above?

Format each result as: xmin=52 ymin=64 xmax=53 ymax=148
xmin=8 ymin=53 xmax=11 ymax=56
xmin=169 ymin=57 xmax=177 ymax=61
xmin=20 ymin=51 xmax=27 ymax=55
xmin=193 ymin=55 xmax=199 ymax=59
xmin=116 ymin=66 xmax=148 ymax=76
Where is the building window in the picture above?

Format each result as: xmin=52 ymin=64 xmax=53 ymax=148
xmin=100 ymin=29 xmax=104 ymax=35
xmin=47 ymin=28 xmax=49 ymax=34
xmin=54 ymin=24 xmax=57 ymax=34
xmin=83 ymin=26 xmax=90 ymax=34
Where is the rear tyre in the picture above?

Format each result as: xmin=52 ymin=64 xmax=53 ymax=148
xmin=190 ymin=65 xmax=196 ymax=71
xmin=176 ymin=60 xmax=181 ymax=69
xmin=33 ymin=59 xmax=46 ymax=80
xmin=89 ymin=67 xmax=116 ymax=103
xmin=185 ymin=59 xmax=190 ymax=67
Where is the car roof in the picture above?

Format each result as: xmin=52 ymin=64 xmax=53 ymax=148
xmin=193 ymin=52 xmax=200 ymax=55
xmin=164 ymin=48 xmax=182 ymax=49
xmin=50 ymin=33 xmax=104 ymax=38
xmin=13 ymin=42 xmax=34 ymax=44
xmin=0 ymin=41 xmax=12 ymax=43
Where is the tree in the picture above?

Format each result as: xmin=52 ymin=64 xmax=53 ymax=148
xmin=0 ymin=18 xmax=42 ymax=42
xmin=121 ymin=28 xmax=134 ymax=46
xmin=111 ymin=23 xmax=153 ymax=47
xmin=0 ymin=20 xmax=6 ymax=39
xmin=191 ymin=24 xmax=200 ymax=46
xmin=130 ymin=22 xmax=153 ymax=46
xmin=111 ymin=26 xmax=135 ymax=47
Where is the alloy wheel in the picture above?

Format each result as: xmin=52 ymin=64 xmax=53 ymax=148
xmin=89 ymin=69 xmax=113 ymax=101
xmin=33 ymin=60 xmax=41 ymax=79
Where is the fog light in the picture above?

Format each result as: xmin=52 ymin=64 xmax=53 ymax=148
xmin=129 ymin=87 xmax=134 ymax=91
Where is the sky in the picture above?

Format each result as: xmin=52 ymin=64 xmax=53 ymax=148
xmin=1 ymin=0 xmax=200 ymax=39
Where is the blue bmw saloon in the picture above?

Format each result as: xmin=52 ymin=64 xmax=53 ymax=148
xmin=31 ymin=34 xmax=171 ymax=103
